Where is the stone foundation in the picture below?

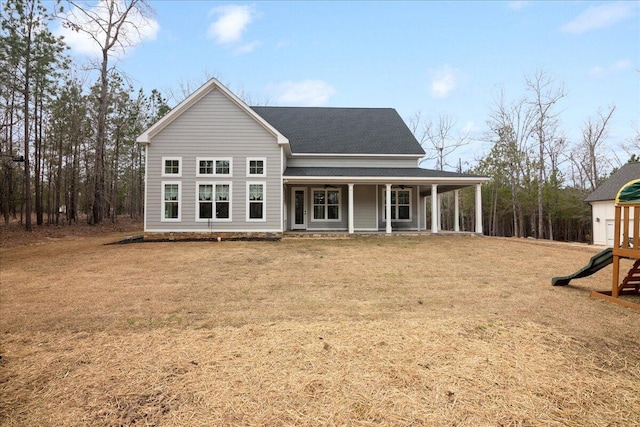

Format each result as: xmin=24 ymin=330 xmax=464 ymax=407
xmin=143 ymin=231 xmax=282 ymax=242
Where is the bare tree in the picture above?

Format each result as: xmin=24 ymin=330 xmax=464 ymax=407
xmin=621 ymin=123 xmax=640 ymax=162
xmin=410 ymin=112 xmax=469 ymax=170
xmin=526 ymin=70 xmax=566 ymax=239
xmin=486 ymin=89 xmax=536 ymax=237
xmin=577 ymin=105 xmax=616 ymax=191
xmin=62 ymin=0 xmax=154 ymax=224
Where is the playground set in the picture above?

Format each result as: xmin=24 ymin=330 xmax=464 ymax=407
xmin=553 ymin=179 xmax=640 ymax=310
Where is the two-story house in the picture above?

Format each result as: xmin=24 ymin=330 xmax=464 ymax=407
xmin=137 ymin=78 xmax=489 ymax=238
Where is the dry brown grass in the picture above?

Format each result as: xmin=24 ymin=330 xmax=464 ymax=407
xmin=1 ymin=231 xmax=639 ymax=426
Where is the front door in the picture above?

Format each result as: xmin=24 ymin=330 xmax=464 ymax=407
xmin=292 ymin=187 xmax=306 ymax=229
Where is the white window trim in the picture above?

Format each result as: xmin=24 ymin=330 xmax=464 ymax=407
xmin=161 ymin=157 xmax=182 ymax=177
xmin=198 ymin=181 xmax=232 ymax=222
xmin=161 ymin=181 xmax=181 ymax=222
xmin=383 ymin=188 xmax=412 ymax=223
xmin=246 ymin=181 xmax=266 ymax=222
xmin=311 ymin=187 xmax=342 ymax=222
xmin=246 ymin=157 xmax=267 ymax=177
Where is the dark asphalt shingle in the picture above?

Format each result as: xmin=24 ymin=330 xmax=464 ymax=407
xmin=251 ymin=106 xmax=425 ymax=155
xmin=584 ymin=162 xmax=640 ymax=202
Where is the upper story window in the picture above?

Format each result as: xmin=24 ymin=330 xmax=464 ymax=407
xmin=162 ymin=157 xmax=182 ymax=177
xmin=216 ymin=159 xmax=231 ymax=175
xmin=247 ymin=158 xmax=266 ymax=177
xmin=196 ymin=157 xmax=233 ymax=177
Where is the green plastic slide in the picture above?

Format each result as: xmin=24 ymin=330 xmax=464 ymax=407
xmin=551 ymin=248 xmax=613 ymax=286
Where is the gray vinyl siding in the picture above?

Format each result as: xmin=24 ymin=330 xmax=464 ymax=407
xmin=145 ymin=88 xmax=282 ymax=232
xmin=354 ymin=185 xmax=377 ymax=230
xmin=287 ymin=157 xmax=420 ymax=168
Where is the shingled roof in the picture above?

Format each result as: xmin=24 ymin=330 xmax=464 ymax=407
xmin=584 ymin=162 xmax=640 ymax=202
xmin=251 ymin=107 xmax=425 ymax=156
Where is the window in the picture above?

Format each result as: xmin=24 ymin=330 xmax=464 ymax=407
xmin=197 ymin=158 xmax=232 ymax=177
xmin=196 ymin=182 xmax=231 ymax=221
xmin=247 ymin=182 xmax=265 ymax=221
xmin=162 ymin=157 xmax=181 ymax=177
xmin=162 ymin=182 xmax=181 ymax=221
xmin=197 ymin=183 xmax=213 ymax=220
xmin=312 ymin=188 xmax=341 ymax=221
xmin=384 ymin=189 xmax=411 ymax=222
xmin=215 ymin=183 xmax=231 ymax=219
xmin=216 ymin=159 xmax=231 ymax=175
xmin=198 ymin=159 xmax=214 ymax=176
xmin=247 ymin=157 xmax=266 ymax=177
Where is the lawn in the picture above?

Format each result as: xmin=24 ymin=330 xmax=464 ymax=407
xmin=1 ymin=230 xmax=639 ymax=426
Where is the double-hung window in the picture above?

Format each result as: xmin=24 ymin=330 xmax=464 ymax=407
xmin=162 ymin=157 xmax=181 ymax=177
xmin=312 ymin=188 xmax=341 ymax=221
xmin=246 ymin=158 xmax=266 ymax=177
xmin=196 ymin=182 xmax=232 ymax=221
xmin=384 ymin=189 xmax=411 ymax=221
xmin=247 ymin=182 xmax=265 ymax=221
xmin=162 ymin=182 xmax=181 ymax=221
xmin=196 ymin=157 xmax=232 ymax=177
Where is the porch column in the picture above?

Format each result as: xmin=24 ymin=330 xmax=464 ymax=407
xmin=385 ymin=184 xmax=392 ymax=234
xmin=437 ymin=193 xmax=442 ymax=230
xmin=348 ymin=183 xmax=355 ymax=234
xmin=431 ymin=184 xmax=438 ymax=233
xmin=475 ymin=183 xmax=483 ymax=234
xmin=454 ymin=189 xmax=460 ymax=232
xmin=416 ymin=185 xmax=421 ymax=231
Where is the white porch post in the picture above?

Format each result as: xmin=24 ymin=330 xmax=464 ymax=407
xmin=385 ymin=184 xmax=392 ymax=234
xmin=454 ymin=189 xmax=460 ymax=232
xmin=416 ymin=185 xmax=421 ymax=231
xmin=423 ymin=195 xmax=427 ymax=232
xmin=475 ymin=183 xmax=483 ymax=234
xmin=348 ymin=183 xmax=355 ymax=234
xmin=431 ymin=184 xmax=438 ymax=233
xmin=437 ymin=193 xmax=442 ymax=230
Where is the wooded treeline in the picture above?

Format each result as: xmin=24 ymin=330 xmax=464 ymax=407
xmin=1 ymin=0 xmax=637 ymax=243
xmin=415 ymin=71 xmax=638 ymax=243
xmin=0 ymin=0 xmax=168 ymax=229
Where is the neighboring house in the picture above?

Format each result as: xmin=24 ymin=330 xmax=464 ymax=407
xmin=585 ymin=162 xmax=640 ymax=246
xmin=137 ymin=79 xmax=489 ymax=237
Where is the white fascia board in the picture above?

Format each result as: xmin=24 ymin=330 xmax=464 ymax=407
xmin=283 ymin=176 xmax=490 ymax=185
xmin=136 ymin=78 xmax=290 ymax=147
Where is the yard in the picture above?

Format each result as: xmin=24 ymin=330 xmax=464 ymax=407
xmin=1 ymin=229 xmax=639 ymax=426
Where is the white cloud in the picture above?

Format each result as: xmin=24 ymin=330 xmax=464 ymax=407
xmin=507 ymin=1 xmax=531 ymax=11
xmin=429 ymin=65 xmax=459 ymax=98
xmin=461 ymin=120 xmax=478 ymax=135
xmin=234 ymin=41 xmax=261 ymax=55
xmin=270 ymin=80 xmax=336 ymax=106
xmin=55 ymin=0 xmax=159 ymax=58
xmin=589 ymin=59 xmax=633 ymax=79
xmin=561 ymin=2 xmax=638 ymax=34
xmin=207 ymin=5 xmax=254 ymax=44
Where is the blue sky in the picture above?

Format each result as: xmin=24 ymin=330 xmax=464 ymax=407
xmin=56 ymin=1 xmax=639 ymax=169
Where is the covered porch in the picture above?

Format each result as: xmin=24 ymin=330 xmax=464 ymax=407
xmin=282 ymin=167 xmax=490 ymax=234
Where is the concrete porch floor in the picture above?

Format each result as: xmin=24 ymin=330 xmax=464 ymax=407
xmin=282 ymin=230 xmax=482 ymax=239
